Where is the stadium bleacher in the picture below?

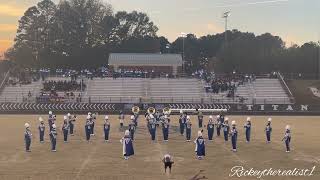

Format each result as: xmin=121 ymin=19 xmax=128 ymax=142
xmin=0 ymin=76 xmax=292 ymax=104
xmin=0 ymin=81 xmax=42 ymax=102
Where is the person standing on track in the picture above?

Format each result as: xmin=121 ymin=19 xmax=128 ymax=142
xmin=230 ymin=121 xmax=238 ymax=152
xmin=186 ymin=116 xmax=192 ymax=142
xmin=216 ymin=115 xmax=221 ymax=136
xmin=24 ymin=123 xmax=32 ymax=152
xmin=38 ymin=117 xmax=45 ymax=143
xmin=207 ymin=116 xmax=214 ymax=141
xmin=49 ymin=124 xmax=57 ymax=152
xmin=222 ymin=118 xmax=230 ymax=141
xmin=282 ymin=125 xmax=291 ymax=153
xmin=62 ymin=116 xmax=69 ymax=143
xmin=194 ymin=131 xmax=205 ymax=160
xmin=85 ymin=115 xmax=92 ymax=142
xmin=120 ymin=130 xmax=134 ymax=160
xmin=265 ymin=118 xmax=272 ymax=143
xmin=244 ymin=117 xmax=251 ymax=143
xmin=162 ymin=154 xmax=174 ymax=173
xmin=103 ymin=115 xmax=111 ymax=142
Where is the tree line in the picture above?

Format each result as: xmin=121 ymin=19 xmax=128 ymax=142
xmin=4 ymin=0 xmax=320 ymax=76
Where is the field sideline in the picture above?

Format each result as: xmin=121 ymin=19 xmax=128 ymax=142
xmin=0 ymin=115 xmax=319 ymax=180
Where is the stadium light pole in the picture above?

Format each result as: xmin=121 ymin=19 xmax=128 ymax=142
xmin=222 ymin=11 xmax=231 ymax=46
xmin=180 ymin=32 xmax=187 ymax=74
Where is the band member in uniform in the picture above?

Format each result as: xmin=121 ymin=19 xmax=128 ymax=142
xmin=120 ymin=130 xmax=134 ymax=160
xmin=38 ymin=117 xmax=45 ymax=143
xmin=220 ymin=111 xmax=225 ymax=123
xmin=85 ymin=115 xmax=92 ymax=142
xmin=194 ymin=131 xmax=205 ymax=160
xmin=119 ymin=111 xmax=125 ymax=128
xmin=207 ymin=116 xmax=214 ymax=141
xmin=149 ymin=115 xmax=157 ymax=141
xmin=129 ymin=119 xmax=136 ymax=140
xmin=68 ymin=113 xmax=76 ymax=136
xmin=222 ymin=118 xmax=230 ymax=141
xmin=133 ymin=112 xmax=139 ymax=127
xmin=186 ymin=116 xmax=192 ymax=142
xmin=265 ymin=118 xmax=272 ymax=143
xmin=216 ymin=115 xmax=221 ymax=136
xmin=24 ymin=123 xmax=32 ymax=152
xmin=162 ymin=154 xmax=174 ymax=173
xmin=91 ymin=112 xmax=96 ymax=136
xmin=244 ymin=117 xmax=251 ymax=143
xmin=179 ymin=110 xmax=186 ymax=135
xmin=230 ymin=121 xmax=238 ymax=152
xmin=197 ymin=110 xmax=204 ymax=128
xmin=104 ymin=115 xmax=110 ymax=142
xmin=49 ymin=124 xmax=57 ymax=152
xmin=162 ymin=115 xmax=170 ymax=142
xmin=48 ymin=111 xmax=55 ymax=131
xmin=62 ymin=116 xmax=69 ymax=143
xmin=282 ymin=125 xmax=291 ymax=152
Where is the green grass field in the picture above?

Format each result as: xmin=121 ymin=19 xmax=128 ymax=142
xmin=0 ymin=115 xmax=319 ymax=180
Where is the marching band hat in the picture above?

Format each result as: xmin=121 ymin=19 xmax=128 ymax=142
xmin=52 ymin=124 xmax=56 ymax=129
xmin=198 ymin=130 xmax=202 ymax=137
xmin=105 ymin=115 xmax=109 ymax=120
xmin=63 ymin=116 xmax=67 ymax=120
xmin=187 ymin=115 xmax=190 ymax=119
xmin=49 ymin=111 xmax=52 ymax=115
xmin=180 ymin=110 xmax=183 ymax=114
xmin=39 ymin=117 xmax=43 ymax=122
xmin=87 ymin=115 xmax=91 ymax=119
xmin=268 ymin=118 xmax=272 ymax=122
xmin=247 ymin=117 xmax=251 ymax=121
xmin=130 ymin=115 xmax=134 ymax=120
xmin=232 ymin=120 xmax=236 ymax=125
xmin=209 ymin=115 xmax=213 ymax=119
xmin=24 ymin=123 xmax=30 ymax=128
xmin=216 ymin=115 xmax=220 ymax=118
xmin=125 ymin=130 xmax=130 ymax=136
xmin=67 ymin=113 xmax=71 ymax=116
xmin=286 ymin=125 xmax=290 ymax=130
xmin=225 ymin=117 xmax=229 ymax=121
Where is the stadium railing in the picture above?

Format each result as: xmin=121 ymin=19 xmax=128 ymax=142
xmin=277 ymin=72 xmax=295 ymax=104
xmin=0 ymin=71 xmax=10 ymax=94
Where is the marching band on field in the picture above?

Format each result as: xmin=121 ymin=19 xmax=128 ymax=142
xmin=24 ymin=107 xmax=293 ymax=163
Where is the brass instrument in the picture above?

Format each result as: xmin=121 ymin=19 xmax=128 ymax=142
xmin=132 ymin=106 xmax=140 ymax=114
xmin=147 ymin=107 xmax=156 ymax=115
xmin=163 ymin=107 xmax=171 ymax=115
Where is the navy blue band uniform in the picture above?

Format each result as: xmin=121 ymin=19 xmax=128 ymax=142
xmin=24 ymin=123 xmax=32 ymax=152
xmin=222 ymin=118 xmax=230 ymax=141
xmin=194 ymin=131 xmax=205 ymax=159
xmin=265 ymin=118 xmax=272 ymax=143
xmin=104 ymin=116 xmax=110 ymax=142
xmin=230 ymin=121 xmax=238 ymax=152
xmin=49 ymin=124 xmax=57 ymax=152
xmin=207 ymin=116 xmax=214 ymax=141
xmin=62 ymin=116 xmax=69 ymax=143
xmin=244 ymin=117 xmax=251 ymax=143
xmin=38 ymin=117 xmax=45 ymax=143
xmin=185 ymin=116 xmax=192 ymax=141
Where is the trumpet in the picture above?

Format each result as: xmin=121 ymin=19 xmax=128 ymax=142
xmin=147 ymin=107 xmax=156 ymax=115
xmin=163 ymin=107 xmax=171 ymax=115
xmin=132 ymin=106 xmax=140 ymax=114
